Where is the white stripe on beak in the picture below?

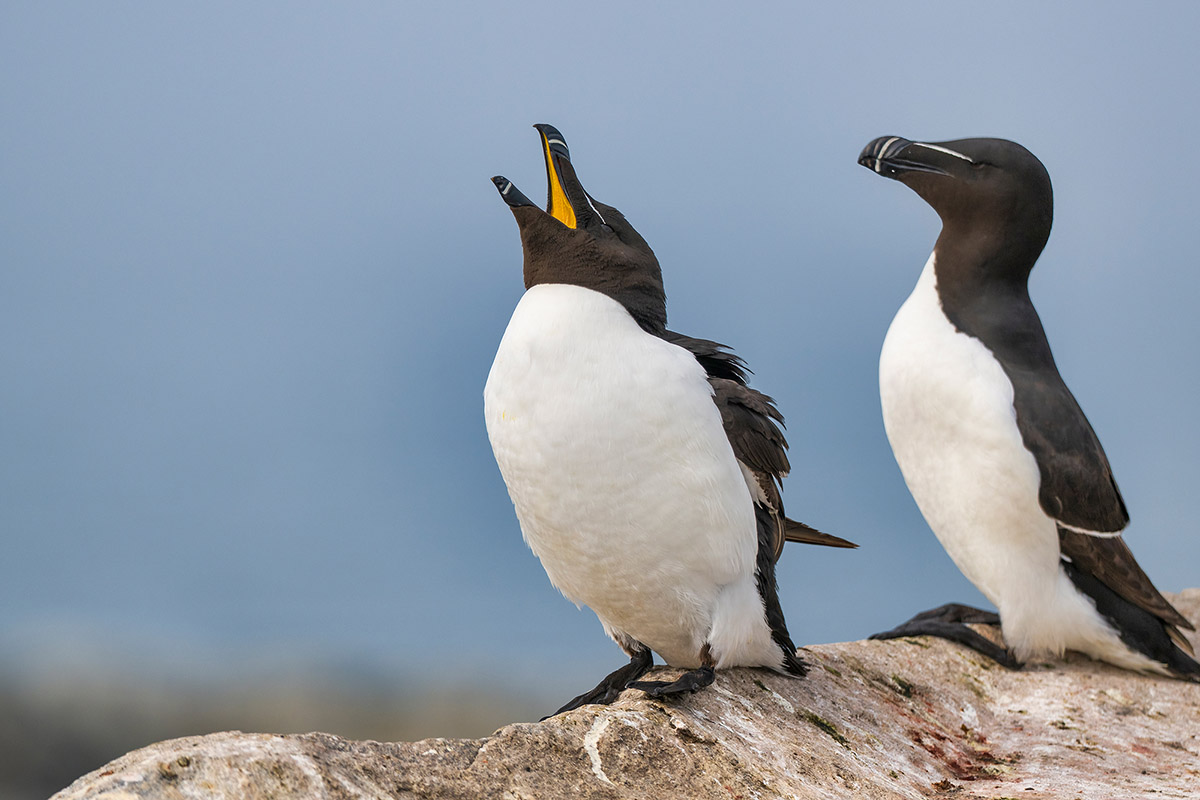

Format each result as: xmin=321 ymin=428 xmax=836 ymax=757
xmin=911 ymin=142 xmax=975 ymax=164
xmin=876 ymin=137 xmax=902 ymax=174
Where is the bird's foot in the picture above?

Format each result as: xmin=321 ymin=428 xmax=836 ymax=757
xmin=543 ymin=648 xmax=653 ymax=719
xmin=628 ymin=665 xmax=715 ymax=698
xmin=894 ymin=602 xmax=1001 ymax=627
xmin=870 ymin=602 xmax=1021 ymax=669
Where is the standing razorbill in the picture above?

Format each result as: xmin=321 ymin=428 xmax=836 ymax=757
xmin=485 ymin=125 xmax=854 ymax=716
xmin=858 ymin=135 xmax=1199 ymax=679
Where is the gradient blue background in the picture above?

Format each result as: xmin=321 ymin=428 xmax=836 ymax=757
xmin=3 ymin=2 xmax=1197 ymax=706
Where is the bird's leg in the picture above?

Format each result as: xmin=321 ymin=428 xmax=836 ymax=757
xmin=870 ymin=602 xmax=1021 ymax=669
xmin=628 ymin=643 xmax=716 ymax=698
xmin=543 ymin=646 xmax=653 ymax=719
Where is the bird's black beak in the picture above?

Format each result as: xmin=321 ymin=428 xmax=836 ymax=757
xmin=858 ymin=136 xmax=955 ymax=180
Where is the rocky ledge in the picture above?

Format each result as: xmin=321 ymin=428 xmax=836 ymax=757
xmin=54 ymin=590 xmax=1200 ymax=799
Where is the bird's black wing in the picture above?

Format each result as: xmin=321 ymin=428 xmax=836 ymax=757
xmin=1006 ymin=368 xmax=1130 ymax=535
xmin=663 ymin=330 xmax=855 ymax=560
xmin=982 ymin=309 xmax=1193 ymax=643
xmin=1004 ymin=368 xmax=1193 ymax=631
xmin=944 ymin=286 xmax=1129 ymax=535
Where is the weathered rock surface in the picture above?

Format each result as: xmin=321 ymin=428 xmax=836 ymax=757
xmin=54 ymin=590 xmax=1200 ymax=799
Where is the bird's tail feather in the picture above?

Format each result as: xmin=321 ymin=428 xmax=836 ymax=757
xmin=783 ymin=519 xmax=857 ymax=549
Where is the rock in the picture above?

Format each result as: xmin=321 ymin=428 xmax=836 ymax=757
xmin=53 ymin=591 xmax=1200 ymax=800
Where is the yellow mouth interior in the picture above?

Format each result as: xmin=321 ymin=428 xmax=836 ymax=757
xmin=542 ymin=134 xmax=577 ymax=229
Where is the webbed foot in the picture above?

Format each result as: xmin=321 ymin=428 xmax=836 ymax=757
xmin=543 ymin=647 xmax=654 ymax=719
xmin=628 ymin=665 xmax=716 ymax=698
xmin=870 ymin=602 xmax=1020 ymax=669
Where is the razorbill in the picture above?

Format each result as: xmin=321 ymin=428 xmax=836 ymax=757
xmin=485 ymin=125 xmax=855 ymax=715
xmin=858 ymin=135 xmax=1199 ymax=679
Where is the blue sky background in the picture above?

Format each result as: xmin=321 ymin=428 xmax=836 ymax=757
xmin=2 ymin=2 xmax=1198 ymax=703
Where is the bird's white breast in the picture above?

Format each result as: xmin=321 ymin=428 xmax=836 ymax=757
xmin=879 ymin=255 xmax=1157 ymax=668
xmin=880 ymin=258 xmax=1060 ymax=628
xmin=483 ymin=284 xmax=771 ymax=667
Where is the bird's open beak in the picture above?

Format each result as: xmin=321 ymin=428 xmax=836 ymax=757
xmin=491 ymin=124 xmax=586 ymax=229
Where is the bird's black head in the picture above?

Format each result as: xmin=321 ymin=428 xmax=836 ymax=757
xmin=492 ymin=124 xmax=666 ymax=334
xmin=859 ymin=136 xmax=1054 ymax=282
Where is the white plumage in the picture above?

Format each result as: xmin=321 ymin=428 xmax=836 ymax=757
xmin=880 ymin=255 xmax=1163 ymax=673
xmin=484 ymin=283 xmax=782 ymax=670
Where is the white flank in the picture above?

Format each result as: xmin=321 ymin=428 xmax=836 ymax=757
xmin=484 ymin=284 xmax=781 ymax=670
xmin=879 ymin=255 xmax=1164 ymax=674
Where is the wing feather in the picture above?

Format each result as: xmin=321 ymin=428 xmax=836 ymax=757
xmin=1058 ymin=527 xmax=1193 ymax=632
xmin=663 ymin=330 xmax=854 ymax=560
